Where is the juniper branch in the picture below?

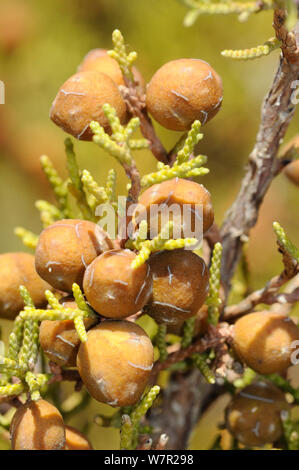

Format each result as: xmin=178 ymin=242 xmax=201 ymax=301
xmin=224 ymin=223 xmax=299 ymax=321
xmin=220 ymin=10 xmax=299 ymax=293
xmin=14 ymin=227 xmax=38 ymax=251
xmin=222 ymin=37 xmax=280 ymax=60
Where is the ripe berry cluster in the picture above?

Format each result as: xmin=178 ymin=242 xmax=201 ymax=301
xmin=1 ymin=31 xmax=299 ymax=451
xmin=50 ymin=48 xmax=223 ymax=140
xmin=32 ymin=172 xmax=215 ymax=409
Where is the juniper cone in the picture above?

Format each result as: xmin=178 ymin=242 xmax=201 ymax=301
xmin=0 ymin=1 xmax=299 ymax=451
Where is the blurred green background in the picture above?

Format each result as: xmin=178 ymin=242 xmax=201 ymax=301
xmin=0 ymin=0 xmax=298 ymax=450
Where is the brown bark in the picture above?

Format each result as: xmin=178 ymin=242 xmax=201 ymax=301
xmin=149 ymin=369 xmax=213 ymax=449
xmin=152 ymin=325 xmax=232 ymax=375
xmin=120 ymin=83 xmax=169 ymax=165
xmin=220 ymin=44 xmax=299 ymax=292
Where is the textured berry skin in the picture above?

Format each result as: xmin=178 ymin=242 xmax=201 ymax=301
xmin=39 ymin=297 xmax=98 ymax=367
xmin=233 ymin=311 xmax=299 ymax=374
xmin=50 ymin=70 xmax=127 ymax=140
xmin=77 ymin=321 xmax=154 ymax=407
xmin=0 ymin=252 xmax=51 ymax=320
xmin=78 ymin=48 xmax=145 ymax=93
xmin=83 ymin=249 xmax=152 ymax=319
xmin=35 ymin=219 xmax=114 ymax=293
xmin=144 ymin=249 xmax=209 ymax=326
xmin=226 ymin=382 xmax=289 ymax=447
xmin=134 ymin=178 xmax=214 ymax=237
xmin=167 ymin=304 xmax=209 ymax=335
xmin=65 ymin=426 xmax=93 ymax=450
xmin=285 ymin=159 xmax=299 ymax=186
xmin=10 ymin=399 xmax=65 ymax=450
xmin=146 ymin=58 xmax=223 ymax=131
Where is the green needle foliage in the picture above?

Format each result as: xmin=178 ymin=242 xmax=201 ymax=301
xmin=81 ymin=169 xmax=108 ymax=211
xmin=105 ymin=169 xmax=117 ymax=208
xmin=221 ymin=37 xmax=281 ymax=60
xmin=128 ymin=221 xmax=198 ymax=269
xmin=282 ymin=418 xmax=299 ymax=450
xmin=108 ymin=29 xmax=138 ymax=82
xmin=180 ymin=0 xmax=275 ymax=26
xmin=273 ymin=221 xmax=299 ymax=262
xmin=20 ymin=285 xmax=96 ymax=342
xmin=91 ymin=104 xmax=149 ymax=167
xmin=14 ymin=227 xmax=38 ymax=251
xmin=141 ymin=120 xmax=209 ymax=189
xmin=35 ymin=200 xmax=63 ymax=228
xmin=0 ymin=283 xmax=97 ymax=402
xmin=155 ymin=325 xmax=168 ymax=362
xmin=180 ymin=0 xmax=282 ymax=60
xmin=0 ymin=287 xmax=49 ymax=401
xmin=233 ymin=368 xmax=256 ymax=389
xmin=15 ymin=130 xmax=124 ymax=248
xmin=65 ymin=138 xmax=95 ymax=222
xmin=181 ymin=316 xmax=196 ymax=349
xmin=206 ymin=242 xmax=223 ymax=325
xmin=120 ymin=386 xmax=160 ymax=449
xmin=192 ymin=353 xmax=215 ymax=384
xmin=40 ymin=155 xmax=69 ymax=217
